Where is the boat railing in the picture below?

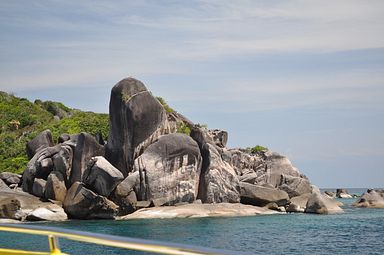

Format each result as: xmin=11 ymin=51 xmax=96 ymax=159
xmin=0 ymin=224 xmax=223 ymax=255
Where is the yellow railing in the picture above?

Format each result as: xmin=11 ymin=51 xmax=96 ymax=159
xmin=0 ymin=224 xmax=222 ymax=255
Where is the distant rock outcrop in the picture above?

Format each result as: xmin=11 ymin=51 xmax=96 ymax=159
xmin=353 ymin=189 xmax=384 ymax=208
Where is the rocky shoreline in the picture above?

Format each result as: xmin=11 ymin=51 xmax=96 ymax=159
xmin=1 ymin=77 xmax=383 ymax=222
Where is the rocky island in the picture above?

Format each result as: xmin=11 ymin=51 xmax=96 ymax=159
xmin=1 ymin=77 xmax=378 ymax=222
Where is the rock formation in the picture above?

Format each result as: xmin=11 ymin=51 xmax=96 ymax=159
xmin=2 ymin=76 xmax=344 ymax=221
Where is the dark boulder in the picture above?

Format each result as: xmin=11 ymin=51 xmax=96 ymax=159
xmin=26 ymin=130 xmax=54 ymax=159
xmin=133 ymin=133 xmax=202 ymax=206
xmin=32 ymin=178 xmax=46 ymax=198
xmin=111 ymin=172 xmax=140 ymax=215
xmin=105 ymin=78 xmax=169 ymax=177
xmin=69 ymin=132 xmax=104 ymax=186
xmin=240 ymin=182 xmax=290 ymax=207
xmin=45 ymin=171 xmax=67 ymax=202
xmin=63 ymin=182 xmax=118 ymax=219
xmin=35 ymin=158 xmax=53 ymax=179
xmin=58 ymin=133 xmax=79 ymax=144
xmin=83 ymin=156 xmax=124 ymax=197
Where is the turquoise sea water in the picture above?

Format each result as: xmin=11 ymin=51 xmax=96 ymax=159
xmin=1 ymin=188 xmax=383 ymax=255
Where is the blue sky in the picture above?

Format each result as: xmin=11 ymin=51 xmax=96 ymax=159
xmin=1 ymin=0 xmax=383 ymax=188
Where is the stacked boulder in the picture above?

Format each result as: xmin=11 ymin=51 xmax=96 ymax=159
xmin=11 ymin=77 xmax=344 ymax=221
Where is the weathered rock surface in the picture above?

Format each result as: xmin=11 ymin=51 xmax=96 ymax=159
xmin=106 ymin=78 xmax=169 ymax=177
xmin=208 ymin=129 xmax=228 ymax=148
xmin=324 ymin=191 xmax=336 ymax=198
xmin=0 ymin=172 xmax=21 ymax=186
xmin=45 ymin=171 xmax=67 ymax=202
xmin=240 ymin=182 xmax=290 ymax=207
xmin=120 ymin=203 xmax=278 ymax=220
xmin=352 ymin=189 xmax=384 ymax=208
xmin=83 ymin=156 xmax=124 ymax=197
xmin=63 ymin=182 xmax=118 ymax=219
xmin=69 ymin=132 xmax=104 ymax=186
xmin=305 ymin=192 xmax=343 ymax=214
xmin=26 ymin=130 xmax=55 ymax=159
xmin=133 ymin=133 xmax=202 ymax=206
xmin=190 ymin=127 xmax=240 ymax=203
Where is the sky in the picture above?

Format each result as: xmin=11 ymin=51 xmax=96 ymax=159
xmin=0 ymin=0 xmax=383 ymax=188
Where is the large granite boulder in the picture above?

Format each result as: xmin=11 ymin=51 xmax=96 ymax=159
xmin=190 ymin=127 xmax=240 ymax=203
xmin=133 ymin=133 xmax=202 ymax=206
xmin=240 ymin=182 xmax=290 ymax=207
xmin=305 ymin=192 xmax=343 ymax=214
xmin=105 ymin=78 xmax=169 ymax=177
xmin=69 ymin=132 xmax=104 ymax=186
xmin=44 ymin=171 xmax=67 ymax=202
xmin=208 ymin=129 xmax=228 ymax=148
xmin=83 ymin=156 xmax=124 ymax=197
xmin=63 ymin=182 xmax=118 ymax=219
xmin=352 ymin=189 xmax=384 ymax=208
xmin=26 ymin=130 xmax=54 ymax=159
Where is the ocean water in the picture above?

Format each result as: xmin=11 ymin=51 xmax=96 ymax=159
xmin=1 ymin=188 xmax=383 ymax=255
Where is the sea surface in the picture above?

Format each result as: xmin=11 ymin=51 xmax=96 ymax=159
xmin=1 ymin=188 xmax=384 ymax=255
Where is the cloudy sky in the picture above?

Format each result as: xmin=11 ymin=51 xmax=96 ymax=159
xmin=1 ymin=0 xmax=383 ymax=188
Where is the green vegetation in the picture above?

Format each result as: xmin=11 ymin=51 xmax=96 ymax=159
xmin=176 ymin=121 xmax=191 ymax=135
xmin=156 ymin=97 xmax=174 ymax=113
xmin=250 ymin=145 xmax=268 ymax=154
xmin=0 ymin=91 xmax=109 ymax=174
